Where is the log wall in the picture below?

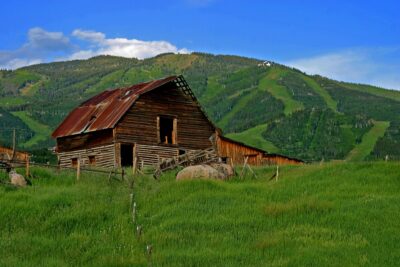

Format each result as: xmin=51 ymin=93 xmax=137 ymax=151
xmin=115 ymin=83 xmax=215 ymax=150
xmin=216 ymin=136 xmax=303 ymax=166
xmin=262 ymin=155 xmax=303 ymax=165
xmin=57 ymin=144 xmax=115 ymax=169
xmin=216 ymin=136 xmax=265 ymax=165
xmin=135 ymin=144 xmax=179 ymax=166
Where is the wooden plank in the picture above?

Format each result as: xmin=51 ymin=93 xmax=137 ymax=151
xmin=114 ymin=85 xmax=214 ymax=150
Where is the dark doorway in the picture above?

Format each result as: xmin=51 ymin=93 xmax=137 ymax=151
xmin=159 ymin=116 xmax=174 ymax=144
xmin=121 ymin=144 xmax=133 ymax=166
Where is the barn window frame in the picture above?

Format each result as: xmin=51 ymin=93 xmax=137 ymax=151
xmin=71 ymin=158 xmax=78 ymax=167
xmin=157 ymin=115 xmax=178 ymax=145
xmin=88 ymin=155 xmax=96 ymax=166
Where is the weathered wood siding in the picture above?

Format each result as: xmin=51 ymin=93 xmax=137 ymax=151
xmin=115 ymin=83 xmax=215 ymax=150
xmin=136 ymin=144 xmax=179 ymax=166
xmin=216 ymin=136 xmax=265 ymax=165
xmin=0 ymin=146 xmax=29 ymax=161
xmin=58 ymin=144 xmax=115 ymax=169
xmin=262 ymin=155 xmax=303 ymax=165
xmin=216 ymin=136 xmax=303 ymax=166
xmin=56 ymin=129 xmax=114 ymax=152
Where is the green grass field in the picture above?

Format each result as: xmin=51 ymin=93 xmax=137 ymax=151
xmin=0 ymin=168 xmax=145 ymax=266
xmin=346 ymin=121 xmax=390 ymax=161
xmin=262 ymin=68 xmax=304 ymax=115
xmin=0 ymin=97 xmax=26 ymax=108
xmin=226 ymin=123 xmax=280 ymax=153
xmin=11 ymin=111 xmax=52 ymax=147
xmin=1 ymin=162 xmax=399 ymax=266
xmin=302 ymin=75 xmax=338 ymax=112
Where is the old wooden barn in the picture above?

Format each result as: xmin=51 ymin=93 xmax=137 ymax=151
xmin=52 ymin=75 xmax=302 ymax=168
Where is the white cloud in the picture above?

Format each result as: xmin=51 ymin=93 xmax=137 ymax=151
xmin=0 ymin=28 xmax=189 ymax=69
xmin=72 ymin=29 xmax=105 ymax=43
xmin=27 ymin=27 xmax=72 ymax=52
xmin=286 ymin=48 xmax=400 ymax=90
xmin=4 ymin=58 xmax=43 ymax=69
xmin=70 ymin=29 xmax=189 ymax=60
xmin=0 ymin=27 xmax=74 ymax=69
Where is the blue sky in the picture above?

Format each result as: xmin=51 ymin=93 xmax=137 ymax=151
xmin=1 ymin=0 xmax=399 ymax=89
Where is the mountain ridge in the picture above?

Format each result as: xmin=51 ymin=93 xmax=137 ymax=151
xmin=1 ymin=53 xmax=399 ymax=161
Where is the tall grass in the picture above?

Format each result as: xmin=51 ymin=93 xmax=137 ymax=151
xmin=134 ymin=162 xmax=400 ymax=266
xmin=1 ymin=162 xmax=399 ymax=266
xmin=0 ymin=167 xmax=145 ymax=267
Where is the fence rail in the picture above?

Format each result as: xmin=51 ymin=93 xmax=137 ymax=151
xmin=0 ymin=158 xmax=126 ymax=181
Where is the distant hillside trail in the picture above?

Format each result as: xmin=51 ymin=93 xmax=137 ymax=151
xmin=346 ymin=121 xmax=390 ymax=161
xmin=226 ymin=123 xmax=280 ymax=153
xmin=262 ymin=68 xmax=304 ymax=115
xmin=11 ymin=111 xmax=52 ymax=147
xmin=301 ymin=75 xmax=338 ymax=112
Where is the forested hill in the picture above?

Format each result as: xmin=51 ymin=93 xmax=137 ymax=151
xmin=1 ymin=53 xmax=400 ymax=162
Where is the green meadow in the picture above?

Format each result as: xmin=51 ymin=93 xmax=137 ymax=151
xmin=1 ymin=162 xmax=400 ymax=266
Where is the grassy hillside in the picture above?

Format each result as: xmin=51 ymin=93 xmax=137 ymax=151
xmin=1 ymin=53 xmax=400 ymax=161
xmin=1 ymin=162 xmax=399 ymax=266
xmin=301 ymin=75 xmax=337 ymax=111
xmin=0 ymin=108 xmax=34 ymax=147
xmin=370 ymin=121 xmax=400 ymax=160
xmin=263 ymin=109 xmax=373 ymax=161
xmin=346 ymin=121 xmax=390 ymax=161
xmin=11 ymin=111 xmax=52 ymax=147
xmin=262 ymin=68 xmax=304 ymax=115
xmin=226 ymin=123 xmax=280 ymax=153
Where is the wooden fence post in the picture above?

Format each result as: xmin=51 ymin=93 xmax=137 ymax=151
xmin=25 ymin=155 xmax=30 ymax=177
xmin=76 ymin=158 xmax=81 ymax=181
xmin=239 ymin=156 xmax=249 ymax=179
xmin=132 ymin=143 xmax=137 ymax=176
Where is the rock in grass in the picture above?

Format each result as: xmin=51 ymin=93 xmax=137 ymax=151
xmin=176 ymin=164 xmax=227 ymax=180
xmin=210 ymin=163 xmax=234 ymax=178
xmin=9 ymin=171 xmax=28 ymax=187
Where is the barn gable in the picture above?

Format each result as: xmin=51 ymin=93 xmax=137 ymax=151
xmin=114 ymin=80 xmax=216 ymax=150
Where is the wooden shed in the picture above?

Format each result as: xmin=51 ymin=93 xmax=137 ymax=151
xmin=0 ymin=146 xmax=29 ymax=162
xmin=216 ymin=135 xmax=303 ymax=166
xmin=52 ymin=75 xmax=302 ymax=169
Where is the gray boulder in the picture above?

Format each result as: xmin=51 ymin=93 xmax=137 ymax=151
xmin=9 ymin=171 xmax=27 ymax=187
xmin=176 ymin=165 xmax=226 ymax=180
xmin=210 ymin=163 xmax=234 ymax=178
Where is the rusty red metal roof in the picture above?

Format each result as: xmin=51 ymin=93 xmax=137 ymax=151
xmin=52 ymin=75 xmax=178 ymax=138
